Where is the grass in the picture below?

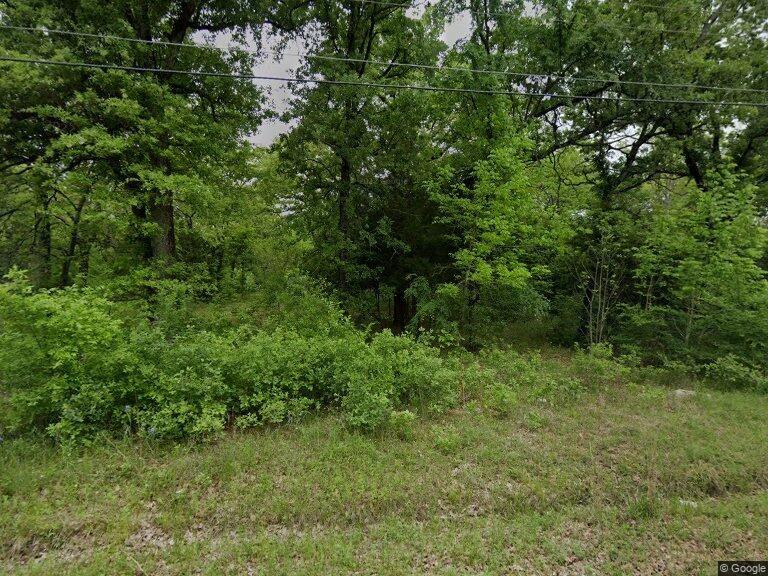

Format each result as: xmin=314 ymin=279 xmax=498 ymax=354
xmin=2 ymin=372 xmax=767 ymax=574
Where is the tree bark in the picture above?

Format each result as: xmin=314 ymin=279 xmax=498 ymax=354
xmin=33 ymin=191 xmax=52 ymax=287
xmin=149 ymin=192 xmax=176 ymax=260
xmin=682 ymin=143 xmax=706 ymax=189
xmin=393 ymin=285 xmax=407 ymax=334
xmin=59 ymin=195 xmax=87 ymax=286
xmin=338 ymin=155 xmax=351 ymax=287
xmin=78 ymin=241 xmax=91 ymax=284
xmin=130 ymin=202 xmax=153 ymax=261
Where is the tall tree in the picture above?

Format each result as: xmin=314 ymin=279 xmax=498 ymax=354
xmin=1 ymin=0 xmax=268 ymax=284
xmin=277 ymin=0 xmax=447 ymax=329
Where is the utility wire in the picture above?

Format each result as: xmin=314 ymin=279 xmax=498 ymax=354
xmin=346 ymin=0 xmax=419 ymax=7
xmin=279 ymin=52 xmax=768 ymax=95
xmin=0 ymin=8 xmax=754 ymax=49
xmin=336 ymin=0 xmax=760 ymax=37
xmin=346 ymin=0 xmax=737 ymax=17
xmin=2 ymin=55 xmax=767 ymax=107
xmin=2 ymin=24 xmax=766 ymax=95
xmin=349 ymin=0 xmax=711 ymax=9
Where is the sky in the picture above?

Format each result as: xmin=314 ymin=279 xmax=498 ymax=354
xmin=213 ymin=11 xmax=474 ymax=146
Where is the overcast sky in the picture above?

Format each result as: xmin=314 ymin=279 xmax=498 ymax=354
xmin=213 ymin=11 xmax=473 ymax=146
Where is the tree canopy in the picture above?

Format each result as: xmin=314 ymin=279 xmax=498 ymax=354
xmin=1 ymin=0 xmax=767 ymax=371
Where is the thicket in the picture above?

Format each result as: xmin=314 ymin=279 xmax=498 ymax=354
xmin=0 ymin=275 xmax=631 ymax=444
xmin=0 ymin=272 xmax=460 ymax=443
xmin=2 ymin=266 xmax=765 ymax=445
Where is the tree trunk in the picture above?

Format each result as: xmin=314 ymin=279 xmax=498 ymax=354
xmin=338 ymin=155 xmax=351 ymax=288
xmin=466 ymin=286 xmax=481 ymax=351
xmin=125 ymin=3 xmax=192 ymax=265
xmin=130 ymin=192 xmax=153 ymax=261
xmin=393 ymin=285 xmax=407 ymax=334
xmin=214 ymin=248 xmax=225 ymax=289
xmin=33 ymin=191 xmax=52 ymax=287
xmin=682 ymin=143 xmax=706 ymax=190
xmin=59 ymin=195 xmax=87 ymax=287
xmin=374 ymin=281 xmax=382 ymax=321
xmin=148 ymin=192 xmax=176 ymax=260
xmin=78 ymin=241 xmax=91 ymax=284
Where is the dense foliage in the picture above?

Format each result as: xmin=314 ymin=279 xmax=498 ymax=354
xmin=0 ymin=272 xmax=462 ymax=442
xmin=1 ymin=0 xmax=767 ymax=442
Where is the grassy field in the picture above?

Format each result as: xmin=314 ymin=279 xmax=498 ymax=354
xmin=2 ymin=376 xmax=767 ymax=575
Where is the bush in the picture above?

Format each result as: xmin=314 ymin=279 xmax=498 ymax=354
xmin=470 ymin=347 xmax=585 ymax=407
xmin=474 ymin=347 xmax=585 ymax=405
xmin=456 ymin=360 xmax=496 ymax=402
xmin=630 ymin=359 xmax=695 ymax=389
xmin=531 ymin=374 xmax=583 ymax=402
xmin=0 ymin=276 xmax=459 ymax=442
xmin=571 ymin=343 xmax=628 ymax=387
xmin=0 ymin=273 xmax=136 ymax=440
xmin=371 ymin=330 xmax=457 ymax=413
xmin=704 ymin=355 xmax=768 ymax=392
xmin=388 ymin=409 xmax=417 ymax=440
xmin=432 ymin=425 xmax=464 ymax=454
xmin=485 ymin=383 xmax=518 ymax=417
xmin=480 ymin=348 xmax=542 ymax=388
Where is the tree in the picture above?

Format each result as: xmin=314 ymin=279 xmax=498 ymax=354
xmin=622 ymin=168 xmax=768 ymax=366
xmin=0 ymin=0 xmax=268 ymax=286
xmin=276 ymin=0 xmax=448 ymax=329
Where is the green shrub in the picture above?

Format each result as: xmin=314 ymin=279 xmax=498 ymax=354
xmin=456 ymin=360 xmax=496 ymax=401
xmin=571 ymin=343 xmax=628 ymax=387
xmin=475 ymin=347 xmax=587 ymax=404
xmin=339 ymin=348 xmax=394 ymax=431
xmin=388 ymin=409 xmax=417 ymax=440
xmin=704 ymin=355 xmax=768 ymax=392
xmin=0 ymin=276 xmax=460 ymax=442
xmin=432 ymin=425 xmax=464 ymax=454
xmin=631 ymin=359 xmax=695 ymax=389
xmin=128 ymin=330 xmax=234 ymax=440
xmin=225 ymin=328 xmax=457 ymax=432
xmin=480 ymin=348 xmax=543 ymax=388
xmin=371 ymin=330 xmax=457 ymax=413
xmin=257 ymin=273 xmax=351 ymax=337
xmin=229 ymin=329 xmax=457 ymax=432
xmin=531 ymin=374 xmax=584 ymax=402
xmin=485 ymin=383 xmax=518 ymax=417
xmin=134 ymin=369 xmax=230 ymax=440
xmin=0 ymin=273 xmax=139 ymax=440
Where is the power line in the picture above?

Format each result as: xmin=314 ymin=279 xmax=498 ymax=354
xmin=346 ymin=0 xmax=419 ymax=7
xmin=0 ymin=12 xmax=755 ymax=62
xmin=282 ymin=52 xmax=768 ymax=95
xmin=346 ymin=0 xmax=737 ymax=18
xmin=2 ymin=56 xmax=767 ymax=107
xmin=3 ymin=24 xmax=766 ymax=95
xmin=340 ymin=0 xmax=760 ymax=37
xmin=349 ymin=0 xmax=715 ymax=10
xmin=1 ymin=2 xmax=757 ymax=44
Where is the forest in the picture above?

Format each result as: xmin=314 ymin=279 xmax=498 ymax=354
xmin=1 ymin=0 xmax=768 ymax=573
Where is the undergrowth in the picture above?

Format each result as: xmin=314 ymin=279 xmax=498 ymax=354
xmin=1 ymin=272 xmax=763 ymax=446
